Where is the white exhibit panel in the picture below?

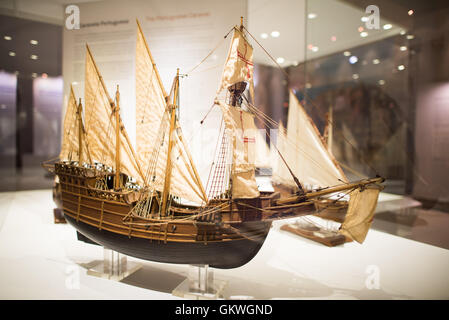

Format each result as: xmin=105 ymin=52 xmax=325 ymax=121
xmin=62 ymin=0 xmax=247 ymax=184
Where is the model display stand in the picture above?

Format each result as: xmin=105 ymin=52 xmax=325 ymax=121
xmin=86 ymin=247 xmax=142 ymax=281
xmin=172 ymin=265 xmax=227 ymax=300
xmin=53 ymin=208 xmax=66 ymax=224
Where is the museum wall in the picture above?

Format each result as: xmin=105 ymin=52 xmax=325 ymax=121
xmin=0 ymin=14 xmax=62 ymax=191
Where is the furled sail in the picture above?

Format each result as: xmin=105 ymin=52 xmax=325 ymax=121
xmin=59 ymin=85 xmax=89 ymax=163
xmin=215 ymin=27 xmax=259 ymax=198
xmin=274 ymin=91 xmax=347 ymax=189
xmin=135 ymin=20 xmax=167 ymax=166
xmin=217 ymin=101 xmax=260 ymax=198
xmin=217 ymin=27 xmax=255 ymax=100
xmin=84 ymin=45 xmax=145 ymax=185
xmin=339 ymin=186 xmax=382 ymax=243
xmin=135 ymin=24 xmax=206 ymax=205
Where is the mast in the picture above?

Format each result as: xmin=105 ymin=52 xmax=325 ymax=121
xmin=114 ymin=85 xmax=121 ymax=190
xmin=160 ymin=68 xmax=180 ymax=215
xmin=77 ymin=98 xmax=83 ymax=163
xmin=324 ymin=105 xmax=333 ymax=152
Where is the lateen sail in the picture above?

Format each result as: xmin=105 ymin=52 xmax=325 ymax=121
xmin=135 ymin=21 xmax=167 ymax=165
xmin=136 ymin=23 xmax=206 ymax=204
xmin=59 ymin=85 xmax=89 ymax=164
xmin=215 ymin=27 xmax=260 ymax=198
xmin=271 ymin=122 xmax=294 ymax=186
xmin=273 ymin=91 xmax=347 ymax=189
xmin=339 ymin=186 xmax=382 ymax=243
xmin=253 ymin=124 xmax=271 ymax=169
xmin=84 ymin=45 xmax=145 ymax=185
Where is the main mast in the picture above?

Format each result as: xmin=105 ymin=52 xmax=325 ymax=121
xmin=77 ymin=98 xmax=83 ymax=163
xmin=160 ymin=68 xmax=180 ymax=215
xmin=114 ymin=85 xmax=121 ymax=190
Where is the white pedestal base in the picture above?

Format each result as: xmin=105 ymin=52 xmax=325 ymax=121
xmin=172 ymin=265 xmax=227 ymax=300
xmin=86 ymin=248 xmax=142 ymax=282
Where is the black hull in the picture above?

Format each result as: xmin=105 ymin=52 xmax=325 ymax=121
xmin=65 ymin=214 xmax=269 ymax=269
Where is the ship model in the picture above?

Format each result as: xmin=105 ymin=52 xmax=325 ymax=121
xmin=53 ymin=19 xmax=384 ymax=269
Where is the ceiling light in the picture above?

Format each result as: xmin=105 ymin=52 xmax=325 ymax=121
xmin=383 ymin=24 xmax=392 ymax=30
xmin=311 ymin=46 xmax=319 ymax=52
xmin=349 ymin=56 xmax=358 ymax=64
xmin=308 ymin=13 xmax=317 ymax=19
xmin=361 ymin=17 xmax=369 ymax=22
xmin=406 ymin=34 xmax=415 ymax=40
xmin=271 ymin=31 xmax=280 ymax=38
xmin=331 ymin=36 xmax=337 ymax=42
xmin=4 ymin=35 xmax=12 ymax=41
xmin=343 ymin=51 xmax=351 ymax=57
xmin=30 ymin=54 xmax=38 ymax=60
xmin=260 ymin=33 xmax=268 ymax=39
xmin=276 ymin=57 xmax=285 ymax=64
xmin=400 ymin=30 xmax=406 ymax=35
xmin=72 ymin=81 xmax=78 ymax=85
xmin=9 ymin=51 xmax=15 ymax=57
xmin=400 ymin=46 xmax=407 ymax=51
xmin=378 ymin=80 xmax=385 ymax=85
xmin=372 ymin=59 xmax=380 ymax=64
xmin=30 ymin=40 xmax=38 ymax=45
xmin=408 ymin=10 xmax=414 ymax=16
xmin=360 ymin=32 xmax=368 ymax=38
xmin=397 ymin=65 xmax=405 ymax=71
xmin=352 ymin=74 xmax=359 ymax=80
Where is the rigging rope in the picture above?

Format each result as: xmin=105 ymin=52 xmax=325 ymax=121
xmin=242 ymin=25 xmax=380 ymax=177
xmin=185 ymin=26 xmax=235 ymax=76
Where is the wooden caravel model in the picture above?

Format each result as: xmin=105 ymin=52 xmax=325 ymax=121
xmin=54 ymin=20 xmax=384 ymax=269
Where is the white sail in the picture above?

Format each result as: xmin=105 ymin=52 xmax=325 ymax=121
xmin=145 ymin=112 xmax=208 ymax=204
xmin=271 ymin=122 xmax=296 ymax=186
xmin=135 ymin=21 xmax=167 ymax=167
xmin=283 ymin=91 xmax=347 ymax=189
xmin=84 ymin=45 xmax=145 ymax=185
xmin=135 ymin=22 xmax=206 ymax=204
xmin=339 ymin=186 xmax=382 ymax=243
xmin=217 ymin=101 xmax=260 ymax=198
xmin=215 ymin=27 xmax=260 ymax=198
xmin=217 ymin=27 xmax=255 ymax=100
